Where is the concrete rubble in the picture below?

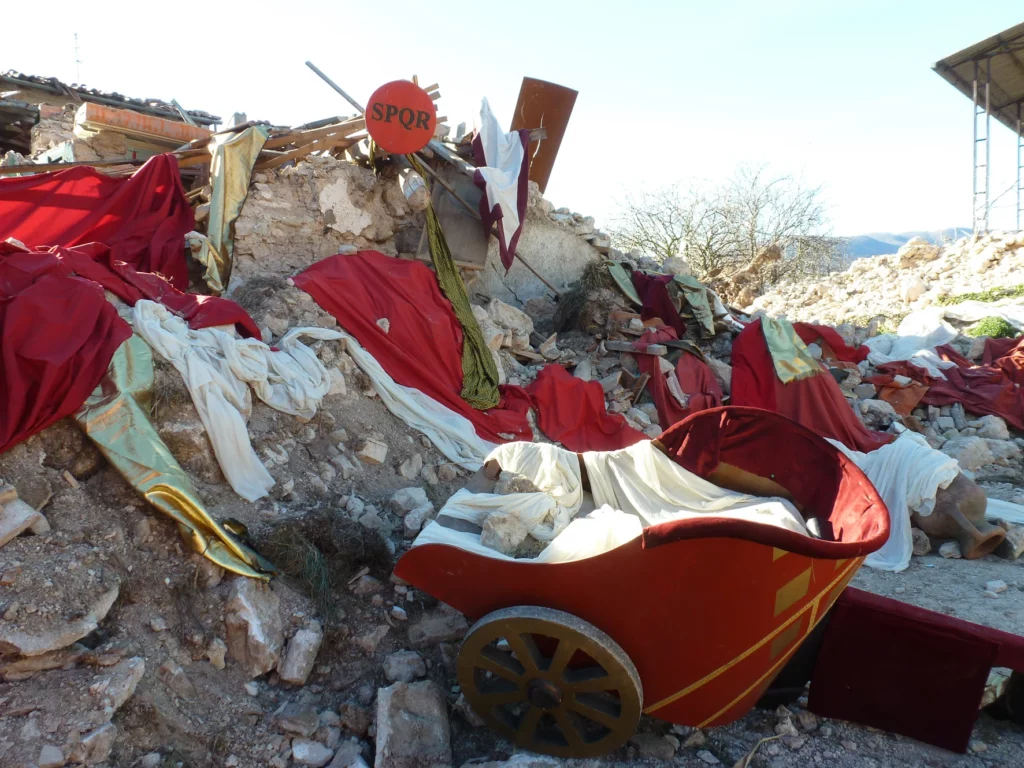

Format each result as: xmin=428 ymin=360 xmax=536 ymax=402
xmin=5 ymin=65 xmax=1024 ymax=768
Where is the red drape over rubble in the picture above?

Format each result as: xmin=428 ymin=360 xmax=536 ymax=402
xmin=0 ymin=154 xmax=193 ymax=289
xmin=633 ymin=328 xmax=722 ymax=430
xmin=526 ymin=365 xmax=646 ymax=452
xmin=1 ymin=250 xmax=132 ymax=454
xmin=631 ymin=272 xmax=686 ymax=338
xmin=294 ymin=251 xmax=533 ymax=444
xmin=730 ymin=319 xmax=892 ymax=453
xmin=872 ymin=339 xmax=1024 ymax=430
xmin=793 ymin=323 xmax=870 ymax=365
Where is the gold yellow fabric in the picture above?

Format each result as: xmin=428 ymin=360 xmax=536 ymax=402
xmin=760 ymin=315 xmax=822 ymax=384
xmin=74 ymin=336 xmax=273 ymax=579
xmin=202 ymin=125 xmax=271 ymax=294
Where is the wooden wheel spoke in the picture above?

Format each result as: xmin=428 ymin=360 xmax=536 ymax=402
xmin=517 ymin=706 xmax=542 ymax=742
xmin=475 ymin=646 xmax=524 ymax=681
xmin=475 ymin=689 xmax=523 ymax=708
xmin=506 ymin=631 xmax=542 ymax=673
xmin=567 ymin=695 xmax=621 ymax=729
xmin=564 ymin=667 xmax=616 ymax=693
xmin=553 ymin=709 xmax=584 ymax=749
xmin=546 ymin=636 xmax=577 ymax=679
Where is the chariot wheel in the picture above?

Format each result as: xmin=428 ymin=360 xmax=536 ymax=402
xmin=456 ymin=606 xmax=643 ymax=758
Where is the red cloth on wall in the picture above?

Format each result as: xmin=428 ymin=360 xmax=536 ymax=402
xmin=730 ymin=319 xmax=892 ymax=453
xmin=0 ymin=154 xmax=193 ymax=289
xmin=526 ymin=365 xmax=646 ymax=452
xmin=808 ymin=587 xmax=1024 ymax=753
xmin=1 ymin=250 xmax=132 ymax=454
xmin=875 ymin=339 xmax=1024 ymax=430
xmin=294 ymin=251 xmax=533 ymax=444
xmin=633 ymin=328 xmax=722 ymax=430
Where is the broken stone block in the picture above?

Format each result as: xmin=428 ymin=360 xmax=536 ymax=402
xmin=398 ymin=453 xmax=423 ymax=480
xmin=158 ymin=659 xmax=198 ymax=699
xmin=940 ymin=437 xmax=995 ymax=473
xmin=987 ymin=439 xmax=1022 ymax=465
xmin=936 ymin=416 xmax=956 ymax=431
xmin=328 ymin=742 xmax=369 ymax=768
xmin=390 ymin=487 xmax=429 ymax=516
xmin=630 ymin=733 xmax=677 ymax=760
xmin=940 ymin=540 xmax=963 ymax=559
xmin=383 ymin=650 xmax=427 ymax=684
xmin=976 ymin=415 xmax=1011 ymax=441
xmin=356 ymin=438 xmax=389 ymax=465
xmin=859 ymin=398 xmax=897 ymax=428
xmin=487 ymin=298 xmax=534 ymax=339
xmin=328 ymin=368 xmax=348 ymax=397
xmin=539 ymin=333 xmax=560 ymax=360
xmin=375 ymin=681 xmax=451 ymax=768
xmin=275 ymin=702 xmax=322 ymax=737
xmin=354 ymin=625 xmax=390 ymax=654
xmin=206 ymin=637 xmax=227 ymax=669
xmin=997 ymin=525 xmax=1024 ymax=560
xmin=224 ymin=578 xmax=284 ymax=678
xmin=706 ymin=357 xmax=732 ymax=395
xmin=626 ymin=407 xmax=652 ymax=428
xmin=68 ymin=723 xmax=117 ymax=766
xmin=479 ymin=508 xmax=530 ymax=556
xmin=0 ymin=497 xmax=42 ymax=547
xmin=351 ymin=576 xmax=384 ymax=596
xmin=359 ymin=511 xmax=392 ymax=538
xmin=292 ymin=739 xmax=335 ymax=767
xmin=404 ymin=504 xmax=434 ymax=539
xmin=278 ymin=621 xmax=324 ymax=685
xmin=911 ymin=528 xmax=931 ymax=556
xmin=408 ymin=606 xmax=468 ymax=649
xmin=37 ymin=744 xmax=65 ymax=768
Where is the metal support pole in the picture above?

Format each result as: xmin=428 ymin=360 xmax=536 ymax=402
xmin=1018 ymin=103 xmax=1023 ymax=231
xmin=986 ymin=57 xmax=992 ymax=232
xmin=972 ymin=60 xmax=992 ymax=234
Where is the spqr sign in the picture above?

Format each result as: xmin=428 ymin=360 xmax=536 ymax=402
xmin=365 ymin=80 xmax=436 ymax=154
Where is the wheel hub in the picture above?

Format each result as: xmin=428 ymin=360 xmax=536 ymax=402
xmin=527 ymin=677 xmax=563 ymax=709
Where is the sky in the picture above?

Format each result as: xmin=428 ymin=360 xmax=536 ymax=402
xmin=5 ymin=0 xmax=1024 ymax=236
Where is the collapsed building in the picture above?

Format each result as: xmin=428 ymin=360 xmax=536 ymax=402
xmin=4 ymin=65 xmax=1024 ymax=768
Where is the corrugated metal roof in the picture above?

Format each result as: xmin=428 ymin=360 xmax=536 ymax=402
xmin=0 ymin=70 xmax=220 ymax=126
xmin=933 ymin=22 xmax=1024 ymax=134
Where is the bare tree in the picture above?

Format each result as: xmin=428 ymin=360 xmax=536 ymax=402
xmin=612 ymin=164 xmax=843 ymax=289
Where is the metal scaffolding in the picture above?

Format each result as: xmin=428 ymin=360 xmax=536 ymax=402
xmin=934 ymin=22 xmax=1024 ymax=233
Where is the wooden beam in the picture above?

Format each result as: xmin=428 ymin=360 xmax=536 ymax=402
xmin=263 ymin=117 xmax=366 ymax=150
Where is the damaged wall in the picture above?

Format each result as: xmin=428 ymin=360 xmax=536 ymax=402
xmin=471 ymin=183 xmax=605 ymax=304
xmin=229 ymin=156 xmax=424 ymax=295
xmin=230 ymin=157 xmax=608 ymax=307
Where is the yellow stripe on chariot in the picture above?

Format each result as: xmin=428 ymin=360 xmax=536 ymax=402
xmin=643 ymin=557 xmax=862 ymax=715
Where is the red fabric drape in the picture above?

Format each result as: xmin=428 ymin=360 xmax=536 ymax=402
xmin=1 ymin=250 xmax=132 ymax=453
xmin=526 ymin=365 xmax=646 ymax=452
xmin=294 ymin=251 xmax=533 ymax=444
xmin=874 ymin=338 xmax=1024 ymax=430
xmin=794 ymin=323 xmax=869 ymax=364
xmin=730 ymin=319 xmax=892 ymax=453
xmin=633 ymin=328 xmax=722 ymax=430
xmin=808 ymin=587 xmax=1024 ymax=753
xmin=631 ymin=272 xmax=686 ymax=338
xmin=0 ymin=154 xmax=194 ymax=289
xmin=1 ymin=241 xmax=259 ymax=338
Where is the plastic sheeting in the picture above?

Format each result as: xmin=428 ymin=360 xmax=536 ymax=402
xmin=828 ymin=432 xmax=960 ymax=572
xmin=414 ymin=439 xmax=805 ymax=564
xmin=0 ymin=154 xmax=194 ymax=289
xmin=472 ymin=99 xmax=529 ymax=270
xmin=133 ymin=301 xmax=347 ymax=501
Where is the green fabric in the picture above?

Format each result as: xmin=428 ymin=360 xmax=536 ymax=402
xmin=761 ymin=316 xmax=822 ymax=384
xmin=606 ymin=261 xmax=642 ymax=305
xmin=409 ymin=156 xmax=501 ymax=410
xmin=673 ymin=274 xmax=715 ymax=336
xmin=204 ymin=125 xmax=270 ymax=294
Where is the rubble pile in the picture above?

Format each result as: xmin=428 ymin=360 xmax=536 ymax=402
xmin=751 ymin=231 xmax=1024 ymax=325
xmin=6 ymin=67 xmax=1024 ymax=768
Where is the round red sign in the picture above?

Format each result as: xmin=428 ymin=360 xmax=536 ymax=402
xmin=365 ymin=80 xmax=437 ymax=154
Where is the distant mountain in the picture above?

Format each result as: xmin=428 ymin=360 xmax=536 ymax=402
xmin=843 ymin=228 xmax=971 ymax=261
